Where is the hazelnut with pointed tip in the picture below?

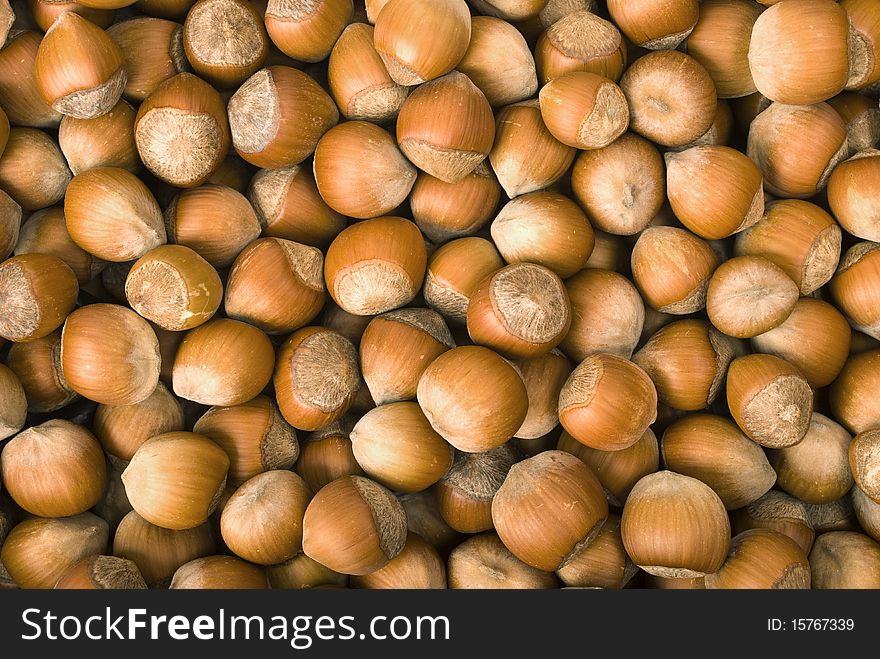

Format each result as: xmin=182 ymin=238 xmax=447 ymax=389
xmin=492 ymin=450 xmax=608 ymax=572
xmin=122 ymin=431 xmax=230 ymax=531
xmin=34 ymin=12 xmax=126 ymax=119
xmin=302 ymin=475 xmax=407 ymax=575
xmin=621 ymin=471 xmax=731 ymax=579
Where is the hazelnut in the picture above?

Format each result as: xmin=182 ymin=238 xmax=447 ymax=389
xmin=827 ymin=92 xmax=880 ymax=152
xmin=313 ymin=121 xmax=416 ymax=219
xmin=247 ymin=165 xmax=345 ymax=249
xmin=570 ymin=133 xmax=665 ymax=236
xmin=396 ymin=71 xmax=494 ymax=184
xmin=607 ymin=0 xmax=698 ymax=50
xmin=488 ymin=100 xmax=575 ymax=199
xmin=731 ymin=490 xmax=815 ymax=555
xmin=170 ymin=556 xmax=268 ymax=589
xmin=106 ymin=17 xmax=188 ymax=102
xmin=535 ymin=10 xmax=626 ymax=84
xmin=631 ymin=226 xmax=719 ymax=314
xmin=538 ymin=71 xmax=628 ymax=150
xmin=747 ymin=101 xmax=848 ymax=199
xmin=829 ymin=348 xmax=880 ymax=434
xmin=15 ymin=207 xmax=102 ymax=285
xmin=122 ymin=431 xmax=230 ymax=530
xmin=748 ymin=0 xmax=849 ymax=104
xmin=350 ymin=532 xmax=446 ymax=589
xmin=224 ymin=238 xmax=326 ymax=335
xmin=0 ymin=127 xmax=71 ymax=211
xmin=221 ymin=470 xmax=311 ymax=565
xmin=726 ymin=353 xmax=814 ymax=448
xmin=410 ymin=163 xmax=501 ymax=244
xmin=65 ymin=167 xmax=165 ymax=262
xmin=360 ymin=308 xmax=454 ymax=406
xmin=0 ymin=364 xmax=27 ymax=441
xmin=561 ymin=269 xmax=644 ymax=361
xmin=852 ymin=485 xmax=880 ymax=543
xmin=327 ymin=22 xmax=408 ymax=123
xmin=492 ymin=450 xmax=608 ymax=572
xmin=181 ymin=0 xmax=267 ymax=88
xmin=809 ymin=531 xmax=880 ymax=589
xmin=513 ymin=350 xmax=573 ymax=440
xmin=830 ymin=242 xmax=880 ymax=341
xmin=54 ymin=555 xmax=147 ymax=590
xmin=29 ymin=0 xmax=116 ymax=35
xmin=632 ymin=319 xmax=736 ymax=411
xmin=61 ymin=303 xmax=161 ymax=406
xmin=274 ymin=326 xmax=360 ymax=431
xmin=58 ymin=100 xmax=139 ymax=175
xmin=1 ymin=419 xmax=107 ymax=517
xmin=805 ymin=496 xmax=859 ymax=534
xmin=301 ymin=475 xmax=407 ymax=575
xmin=0 ymin=253 xmax=78 ymax=343
xmin=665 ymin=145 xmax=764 ymax=240
xmin=769 ymin=413 xmax=854 ymax=505
xmin=0 ymin=513 xmax=109 ymax=589
xmin=93 ymin=381 xmax=185 ymax=461
xmin=621 ymin=471 xmax=730 ymax=578
xmin=0 ymin=32 xmax=62 ymax=128
xmin=843 ymin=0 xmax=880 ymax=90
xmin=372 ymin=0 xmax=471 ymax=86
xmin=324 ymin=216 xmax=426 ymax=316
xmin=228 ymin=66 xmax=339 ymax=169
xmin=350 ymin=402 xmax=454 ymax=493
xmin=423 ymin=237 xmax=504 ymax=324
xmin=469 ymin=0 xmax=547 ymax=21
xmin=6 ymin=331 xmax=76 ymax=414
xmin=417 ymin=345 xmax=529 ymax=453
xmin=267 ymin=553 xmax=347 ymax=590
xmin=163 ymin=184 xmax=261 ymax=269
xmin=467 ymin=263 xmax=572 ymax=359
xmin=34 ymin=12 xmax=126 ymax=119
xmin=558 ymin=352 xmax=658 ymax=451
xmin=660 ymin=413 xmax=776 ymax=510
xmin=685 ymin=0 xmax=762 ymax=99
xmin=734 ymin=199 xmax=842 ymax=295
xmin=557 ymin=428 xmax=659 ymax=508
xmin=113 ymin=510 xmax=215 ymax=587
xmin=295 ymin=418 xmax=363 ymax=493
xmin=620 ymin=51 xmax=717 ymax=148
xmin=134 ymin=72 xmax=231 ymax=188
xmin=172 ymin=318 xmax=275 ymax=407
xmin=491 ymin=191 xmax=594 ymax=279
xmin=849 ymin=428 xmax=880 ymax=504
xmin=827 ymin=149 xmax=880 ymax=242
xmin=0 ymin=189 xmax=20 ymax=262
xmin=706 ymin=255 xmax=799 ymax=338
xmin=264 ymin=0 xmax=352 ymax=64
xmin=447 ymin=532 xmax=558 ymax=589
xmin=556 ymin=514 xmax=638 ymax=589
xmin=704 ymin=529 xmax=810 ymax=589
xmin=193 ymin=394 xmax=298 ymax=486
xmin=435 ymin=443 xmax=519 ymax=534
xmin=125 ymin=244 xmax=223 ymax=331
xmin=751 ymin=297 xmax=851 ymax=388
xmin=457 ymin=16 xmax=537 ymax=107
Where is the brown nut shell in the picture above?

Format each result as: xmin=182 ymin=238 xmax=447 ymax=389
xmin=417 ymin=345 xmax=528 ymax=453
xmin=559 ymin=352 xmax=658 ymax=452
xmin=621 ymin=470 xmax=731 ymax=579
xmin=492 ymin=450 xmax=608 ymax=572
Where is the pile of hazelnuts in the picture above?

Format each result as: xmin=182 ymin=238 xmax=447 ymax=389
xmin=1 ymin=0 xmax=880 ymax=590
